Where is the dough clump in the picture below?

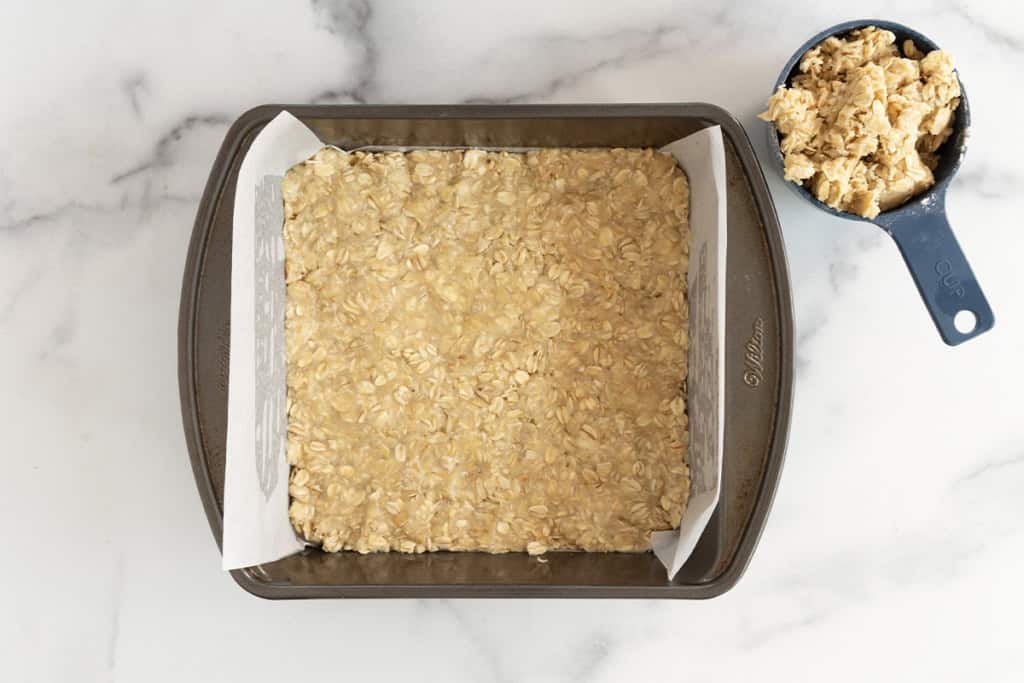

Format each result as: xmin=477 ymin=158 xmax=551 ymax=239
xmin=760 ymin=26 xmax=960 ymax=218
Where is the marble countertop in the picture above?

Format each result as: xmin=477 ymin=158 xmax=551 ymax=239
xmin=2 ymin=1 xmax=1021 ymax=680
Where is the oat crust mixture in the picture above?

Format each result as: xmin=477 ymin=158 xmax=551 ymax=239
xmin=760 ymin=26 xmax=960 ymax=218
xmin=284 ymin=146 xmax=690 ymax=555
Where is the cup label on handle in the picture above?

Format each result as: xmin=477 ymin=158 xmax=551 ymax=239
xmin=935 ymin=259 xmax=965 ymax=298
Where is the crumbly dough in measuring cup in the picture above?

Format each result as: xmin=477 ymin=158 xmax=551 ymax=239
xmin=760 ymin=26 xmax=961 ymax=218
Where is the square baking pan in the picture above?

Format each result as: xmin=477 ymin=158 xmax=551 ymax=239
xmin=178 ymin=104 xmax=793 ymax=598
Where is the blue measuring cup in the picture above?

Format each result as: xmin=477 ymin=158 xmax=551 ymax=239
xmin=766 ymin=19 xmax=994 ymax=345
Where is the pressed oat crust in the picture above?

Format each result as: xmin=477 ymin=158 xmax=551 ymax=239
xmin=760 ymin=26 xmax=960 ymax=218
xmin=284 ymin=147 xmax=691 ymax=555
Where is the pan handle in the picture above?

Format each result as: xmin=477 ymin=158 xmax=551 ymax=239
xmin=876 ymin=200 xmax=994 ymax=345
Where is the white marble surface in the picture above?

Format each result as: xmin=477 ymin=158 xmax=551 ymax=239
xmin=1 ymin=1 xmax=1022 ymax=680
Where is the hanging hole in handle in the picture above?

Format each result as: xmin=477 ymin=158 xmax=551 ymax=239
xmin=954 ymin=310 xmax=977 ymax=335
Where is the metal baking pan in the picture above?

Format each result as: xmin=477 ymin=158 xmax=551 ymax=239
xmin=178 ymin=104 xmax=793 ymax=598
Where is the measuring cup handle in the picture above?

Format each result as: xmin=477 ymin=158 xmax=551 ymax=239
xmin=876 ymin=202 xmax=994 ymax=345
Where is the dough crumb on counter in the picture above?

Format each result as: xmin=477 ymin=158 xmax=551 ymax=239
xmin=760 ymin=26 xmax=961 ymax=218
